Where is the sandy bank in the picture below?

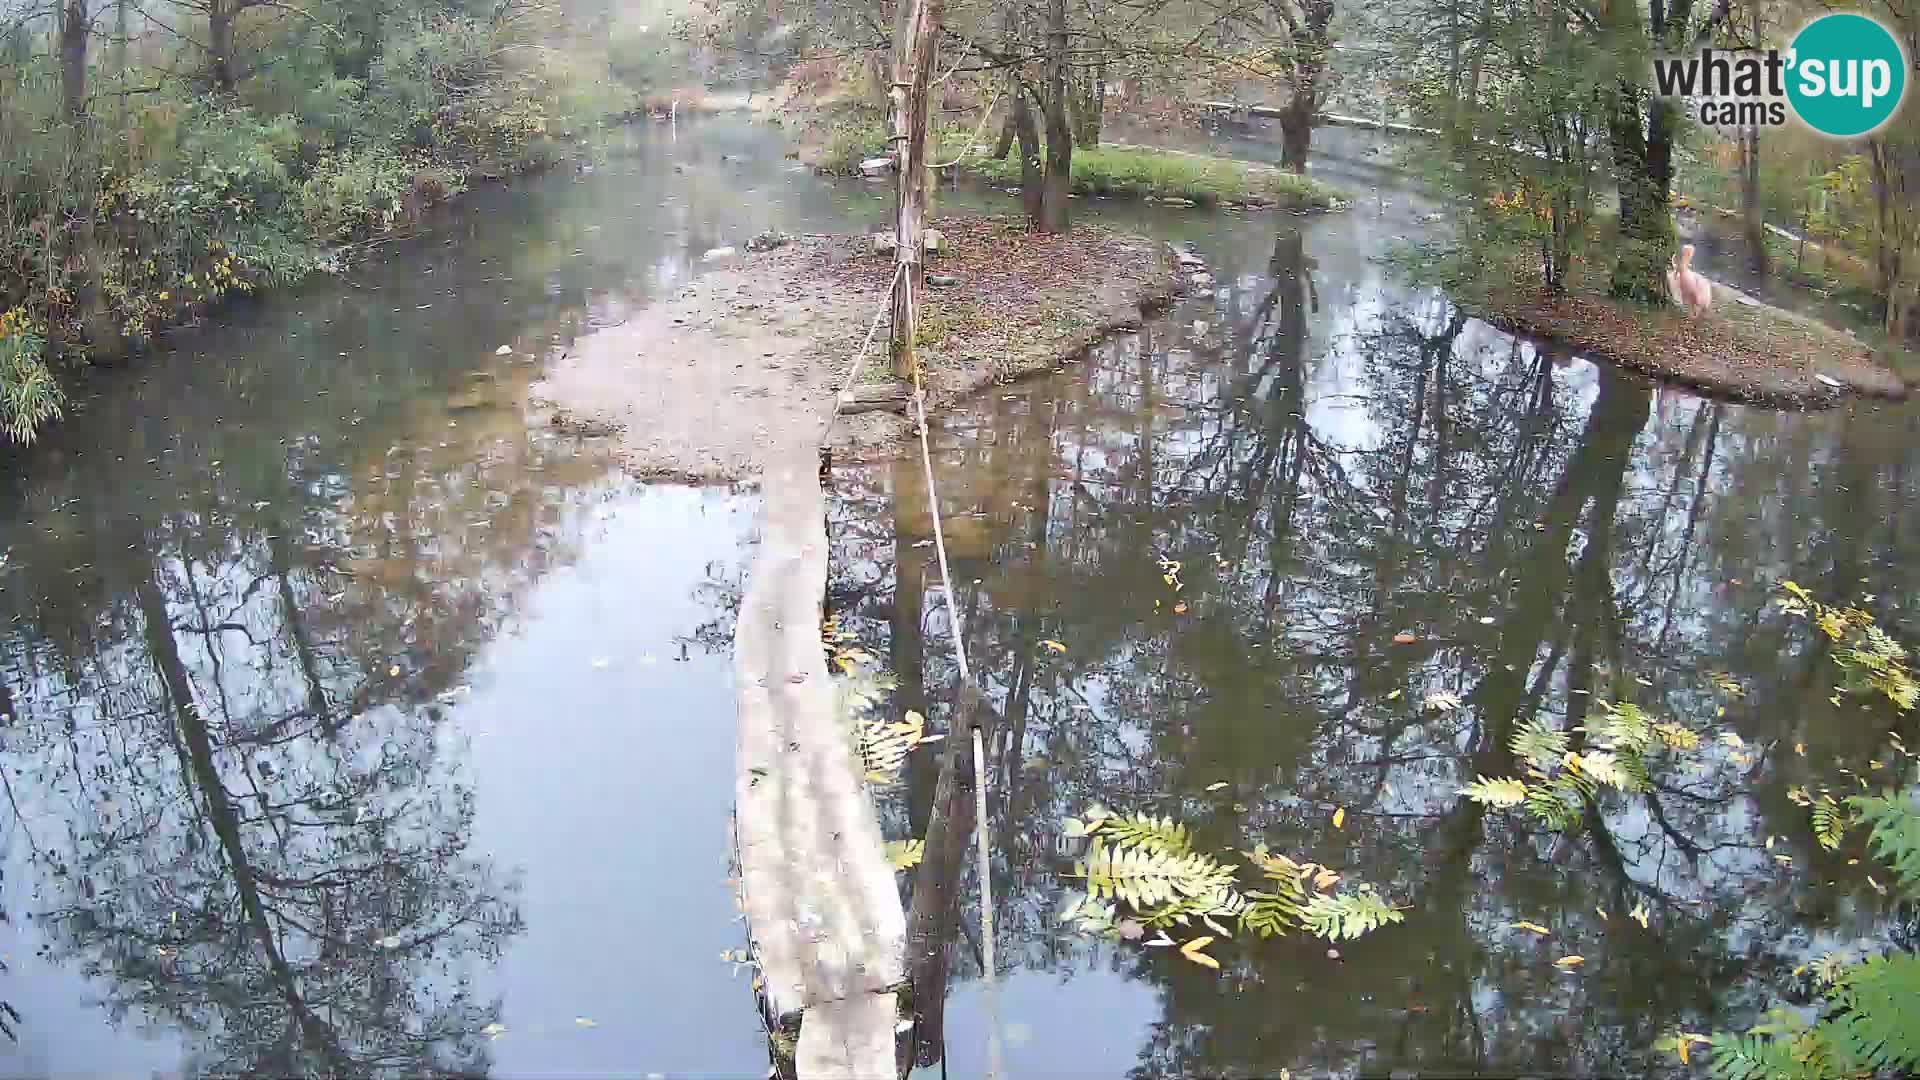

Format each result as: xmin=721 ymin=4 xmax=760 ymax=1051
xmin=533 ymin=217 xmax=1177 ymax=481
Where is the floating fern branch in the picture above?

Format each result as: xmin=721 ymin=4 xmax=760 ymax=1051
xmin=1811 ymin=794 xmax=1848 ymax=852
xmin=1459 ymin=775 xmax=1529 ymax=807
xmin=1301 ymin=889 xmax=1404 ymax=941
xmin=1080 ymin=838 xmax=1238 ymax=910
xmin=1093 ymin=812 xmax=1193 ymax=855
xmin=1511 ymin=719 xmax=1569 ymax=770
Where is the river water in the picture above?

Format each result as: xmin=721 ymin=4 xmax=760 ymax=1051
xmin=0 ymin=116 xmax=1913 ymax=1079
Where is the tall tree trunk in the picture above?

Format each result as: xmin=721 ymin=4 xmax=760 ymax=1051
xmin=1607 ymin=89 xmax=1678 ymax=302
xmin=1279 ymin=94 xmax=1313 ymax=173
xmin=1013 ymin=85 xmax=1043 ymax=226
xmin=59 ymin=0 xmax=88 ymax=120
xmin=887 ymin=0 xmax=940 ymax=377
xmin=1608 ymin=0 xmax=1722 ymax=302
xmin=1069 ymin=63 xmax=1103 ymax=148
xmin=1740 ymin=126 xmax=1768 ymax=275
xmin=209 ymin=0 xmax=236 ymax=91
xmin=1740 ymin=0 xmax=1767 ymax=275
xmin=1278 ymin=0 xmax=1332 ymax=174
xmin=1039 ymin=0 xmax=1072 ymax=233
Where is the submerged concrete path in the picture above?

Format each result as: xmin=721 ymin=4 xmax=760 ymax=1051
xmin=733 ymin=450 xmax=905 ymax=1079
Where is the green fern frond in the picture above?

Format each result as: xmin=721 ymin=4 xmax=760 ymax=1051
xmin=1573 ymin=750 xmax=1635 ymax=790
xmin=1848 ymin=791 xmax=1920 ymax=895
xmin=1459 ymin=775 xmax=1529 ymax=807
xmin=1080 ymin=838 xmax=1238 ymax=910
xmin=1586 ymin=702 xmax=1656 ymax=755
xmin=1525 ymin=778 xmax=1584 ymax=830
xmin=1822 ymin=951 xmax=1920 ymax=1073
xmin=1095 ymin=812 xmax=1193 ymax=855
xmin=1301 ymin=888 xmax=1403 ymax=941
xmin=1811 ymin=795 xmax=1848 ymax=852
xmin=1511 ymin=719 xmax=1569 ymax=770
xmin=1705 ymin=1031 xmax=1831 ymax=1080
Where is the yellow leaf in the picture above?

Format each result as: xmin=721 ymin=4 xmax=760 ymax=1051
xmin=1040 ymin=640 xmax=1067 ymax=653
xmin=1180 ymin=936 xmax=1220 ymax=969
xmin=1553 ymin=955 xmax=1585 ymax=968
xmin=1332 ymin=807 xmax=1346 ymax=829
xmin=1630 ymin=901 xmax=1649 ymax=929
xmin=1795 ymin=742 xmax=1807 ymax=756
xmin=1206 ymin=781 xmax=1229 ymax=791
xmin=1509 ymin=920 xmax=1551 ymax=935
xmin=1387 ymin=689 xmax=1403 ymax=700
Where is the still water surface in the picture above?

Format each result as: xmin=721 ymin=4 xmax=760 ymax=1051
xmin=0 ymin=117 xmax=1913 ymax=1078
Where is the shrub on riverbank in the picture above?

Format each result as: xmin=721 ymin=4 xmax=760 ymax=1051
xmin=0 ymin=5 xmax=650 ymax=445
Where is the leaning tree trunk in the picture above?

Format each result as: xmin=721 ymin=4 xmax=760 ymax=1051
xmin=991 ymin=110 xmax=1016 ymax=159
xmin=1039 ymin=0 xmax=1072 ymax=233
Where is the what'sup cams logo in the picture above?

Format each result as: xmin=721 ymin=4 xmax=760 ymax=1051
xmin=1653 ymin=12 xmax=1908 ymax=137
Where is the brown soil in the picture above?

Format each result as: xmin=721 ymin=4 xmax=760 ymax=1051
xmin=532 ymin=216 xmax=1175 ymax=481
xmin=1479 ymin=283 xmax=1909 ymax=407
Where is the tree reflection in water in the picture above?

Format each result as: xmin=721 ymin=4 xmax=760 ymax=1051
xmin=821 ymin=222 xmax=1917 ymax=1077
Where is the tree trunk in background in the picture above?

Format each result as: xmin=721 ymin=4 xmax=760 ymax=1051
xmin=1013 ymin=86 xmax=1043 ymax=226
xmin=1069 ymin=62 xmax=1104 ymax=149
xmin=209 ymin=0 xmax=237 ymax=91
xmin=1607 ymin=92 xmax=1679 ymax=302
xmin=1870 ymin=134 xmax=1918 ymax=344
xmin=1277 ymin=0 xmax=1332 ymax=174
xmin=991 ymin=110 xmax=1015 ymax=159
xmin=1279 ymin=93 xmax=1313 ymax=173
xmin=1740 ymin=0 xmax=1767 ymax=276
xmin=59 ymin=0 xmax=88 ymax=120
xmin=1740 ymin=126 xmax=1768 ymax=275
xmin=1039 ymin=0 xmax=1071 ymax=233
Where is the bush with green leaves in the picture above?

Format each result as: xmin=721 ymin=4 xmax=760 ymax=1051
xmin=0 ymin=311 xmax=61 ymax=444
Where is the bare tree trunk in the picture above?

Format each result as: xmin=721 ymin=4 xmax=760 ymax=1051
xmin=1039 ymin=0 xmax=1071 ymax=233
xmin=59 ymin=0 xmax=88 ymax=120
xmin=888 ymin=0 xmax=940 ymax=376
xmin=1069 ymin=62 xmax=1103 ymax=148
xmin=1013 ymin=85 xmax=1042 ymax=226
xmin=209 ymin=0 xmax=237 ymax=91
xmin=1740 ymin=126 xmax=1768 ymax=275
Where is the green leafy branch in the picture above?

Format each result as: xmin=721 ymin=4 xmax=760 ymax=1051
xmin=1059 ymin=806 xmax=1405 ymax=967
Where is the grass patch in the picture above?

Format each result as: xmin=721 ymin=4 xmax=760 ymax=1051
xmin=793 ymin=105 xmax=1340 ymax=211
xmin=959 ymin=143 xmax=1339 ymax=210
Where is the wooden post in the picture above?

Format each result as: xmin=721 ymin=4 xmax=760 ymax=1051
xmin=889 ymin=0 xmax=940 ymax=379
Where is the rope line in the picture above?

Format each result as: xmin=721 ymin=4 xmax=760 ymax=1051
xmin=818 ymin=262 xmax=908 ymax=447
xmin=818 ymin=250 xmax=1000 ymax=1080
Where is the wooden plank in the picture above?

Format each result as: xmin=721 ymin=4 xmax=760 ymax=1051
xmin=734 ymin=451 xmax=906 ymax=1031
